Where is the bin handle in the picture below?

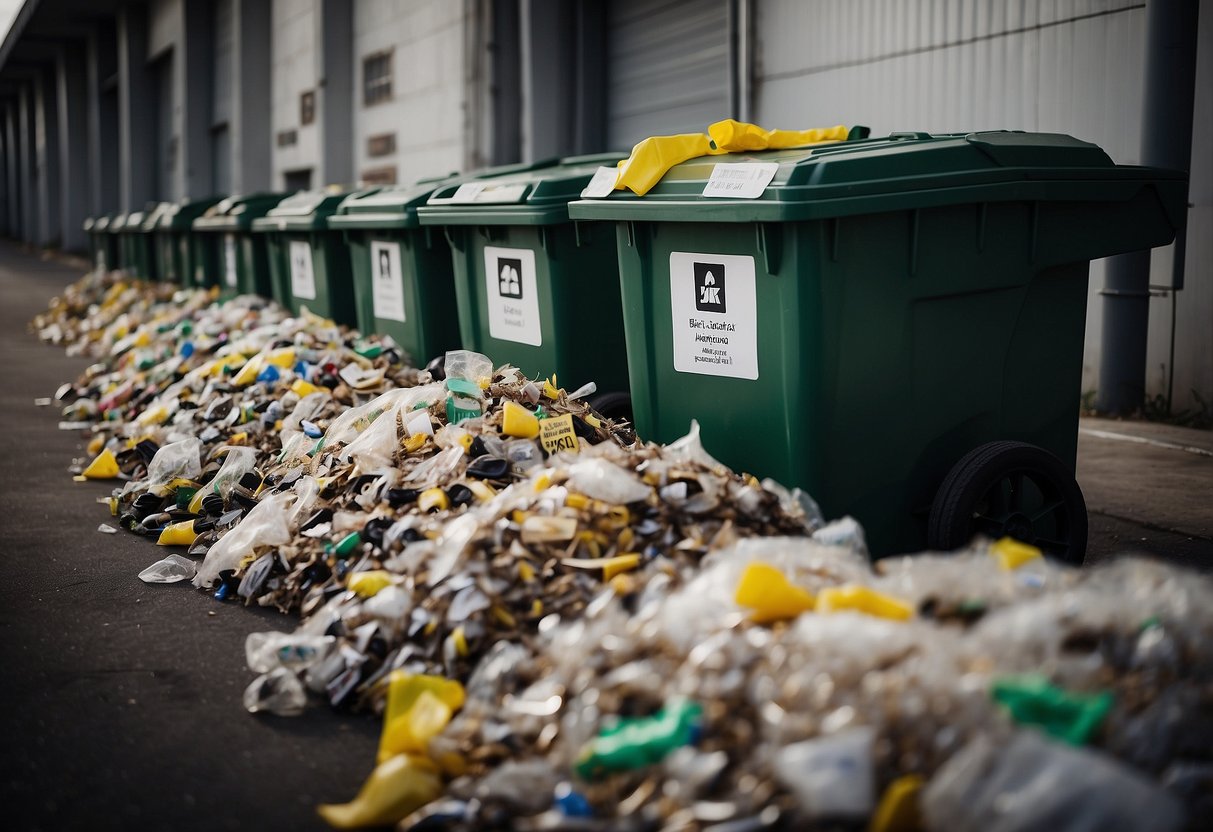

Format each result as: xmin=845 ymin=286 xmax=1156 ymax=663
xmin=888 ymin=132 xmax=933 ymax=141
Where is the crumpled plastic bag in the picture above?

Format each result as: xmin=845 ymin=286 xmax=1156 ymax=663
xmin=193 ymin=490 xmax=296 ymax=587
xmin=145 ymin=437 xmax=203 ymax=488
xmin=921 ymin=730 xmax=1185 ymax=832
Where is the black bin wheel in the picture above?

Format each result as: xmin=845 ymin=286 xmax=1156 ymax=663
xmin=928 ymin=440 xmax=1087 ymax=564
xmin=588 ymin=391 xmax=633 ymax=423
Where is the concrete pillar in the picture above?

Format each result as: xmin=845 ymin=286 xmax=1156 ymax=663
xmin=231 ymin=0 xmax=271 ymax=193
xmin=117 ymin=4 xmax=157 ymax=211
xmin=86 ymin=24 xmax=121 ymax=217
xmin=317 ymin=0 xmax=352 ymax=187
xmin=180 ymin=0 xmax=214 ymax=198
xmin=0 ymin=112 xmax=8 ymax=236
xmin=18 ymin=85 xmax=35 ymax=244
xmin=34 ymin=69 xmax=61 ymax=247
xmin=56 ymin=45 xmax=90 ymax=252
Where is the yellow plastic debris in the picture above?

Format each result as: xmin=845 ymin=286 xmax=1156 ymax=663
xmin=990 ymin=536 xmax=1043 ymax=571
xmin=228 ymin=431 xmax=249 ymax=445
xmin=136 ymin=404 xmax=170 ymax=426
xmin=817 ymin=585 xmax=914 ymax=621
xmin=734 ymin=562 xmax=815 ymax=624
xmin=465 ymin=480 xmax=495 ymax=503
xmin=869 ymin=774 xmax=924 ymax=832
xmin=517 ymin=561 xmax=536 ymax=582
xmin=187 ymin=486 xmax=207 ymax=515
xmin=316 ymin=753 xmax=442 ymax=830
xmin=377 ymin=673 xmax=465 ymax=763
xmin=451 ymin=626 xmax=468 ymax=657
xmin=232 ymin=354 xmax=264 ymax=387
xmin=708 ymin=119 xmax=849 ymax=152
xmin=157 ymin=520 xmax=198 ymax=547
xmin=502 ymin=400 xmax=539 ymax=438
xmin=82 ymin=448 xmax=120 ymax=479
xmin=348 ymin=570 xmax=393 ymax=597
xmin=418 ymin=487 xmax=449 ymax=513
xmin=602 ymin=553 xmax=641 ymax=581
xmin=265 ymin=347 xmax=296 ymax=368
xmin=87 ymin=435 xmax=105 ymax=456
xmin=402 ymin=433 xmax=428 ymax=453
xmin=290 ymin=379 xmax=326 ymax=397
xmin=542 ymin=375 xmax=560 ymax=399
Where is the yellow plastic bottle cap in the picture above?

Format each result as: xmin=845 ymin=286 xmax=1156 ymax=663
xmin=82 ymin=448 xmax=120 ymax=480
xmin=734 ymin=562 xmax=815 ymax=624
xmin=348 ymin=570 xmax=393 ymax=597
xmin=157 ymin=520 xmax=198 ymax=547
xmin=502 ymin=400 xmax=540 ymax=439
xmin=817 ymin=585 xmax=914 ymax=621
xmin=990 ymin=536 xmax=1043 ymax=570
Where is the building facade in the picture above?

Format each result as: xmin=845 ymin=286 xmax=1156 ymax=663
xmin=0 ymin=0 xmax=1208 ymax=412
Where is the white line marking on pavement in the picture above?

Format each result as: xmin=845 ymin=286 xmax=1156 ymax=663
xmin=1079 ymin=428 xmax=1213 ymax=458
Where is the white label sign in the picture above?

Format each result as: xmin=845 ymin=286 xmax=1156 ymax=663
xmin=370 ymin=240 xmax=407 ymax=323
xmin=96 ymin=249 xmax=106 ymax=272
xmin=702 ymin=162 xmax=779 ymax=199
xmin=289 ymin=239 xmax=316 ymax=300
xmin=223 ymin=234 xmax=238 ymax=288
xmin=669 ymin=252 xmax=758 ymax=379
xmin=580 ymin=166 xmax=619 ymax=198
xmin=484 ymin=245 xmax=542 ymax=346
xmin=450 ymin=183 xmax=485 ymax=203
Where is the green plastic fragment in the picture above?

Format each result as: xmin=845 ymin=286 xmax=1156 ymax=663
xmin=335 ymin=532 xmax=362 ymax=558
xmin=176 ymin=487 xmax=198 ymax=510
xmin=1139 ymin=615 xmax=1162 ymax=631
xmin=446 ymin=395 xmax=481 ymax=425
xmin=990 ymin=674 xmax=1114 ymax=745
xmin=444 ymin=378 xmax=481 ymax=398
xmin=574 ymin=698 xmax=703 ymax=780
xmin=355 ymin=342 xmax=383 ymax=359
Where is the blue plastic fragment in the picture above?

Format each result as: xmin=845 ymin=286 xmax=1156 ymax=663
xmin=302 ymin=420 xmax=323 ymax=438
xmin=256 ymin=365 xmax=281 ymax=384
xmin=554 ymin=783 xmax=592 ymax=817
xmin=214 ymin=583 xmax=230 ymax=601
xmin=180 ymin=341 xmax=194 ymax=358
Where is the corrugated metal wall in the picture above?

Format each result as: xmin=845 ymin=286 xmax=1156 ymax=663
xmin=605 ymin=0 xmax=733 ymax=149
xmin=750 ymin=0 xmax=1209 ymax=413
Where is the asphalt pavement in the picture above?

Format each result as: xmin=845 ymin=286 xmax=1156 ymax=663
xmin=0 ymin=241 xmax=1209 ymax=832
xmin=0 ymin=243 xmax=379 ymax=832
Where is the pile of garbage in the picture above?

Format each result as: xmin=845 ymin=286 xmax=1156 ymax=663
xmin=32 ymin=273 xmax=1213 ymax=830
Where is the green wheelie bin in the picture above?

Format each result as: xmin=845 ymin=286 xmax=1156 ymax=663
xmin=416 ymin=153 xmax=631 ymax=415
xmin=84 ymin=214 xmax=120 ymax=273
xmin=148 ymin=197 xmax=224 ymax=285
xmin=571 ymin=131 xmax=1188 ymax=560
xmin=328 ymin=177 xmax=462 ymax=367
xmin=253 ymin=190 xmax=374 ymax=326
xmin=120 ymin=208 xmax=158 ymax=280
xmin=192 ymin=193 xmax=289 ymax=296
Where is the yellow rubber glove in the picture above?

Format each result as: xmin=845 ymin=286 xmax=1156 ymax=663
xmin=316 ymin=754 xmax=442 ymax=829
xmin=614 ymin=132 xmax=714 ymax=196
xmin=709 ymin=119 xmax=850 ymax=151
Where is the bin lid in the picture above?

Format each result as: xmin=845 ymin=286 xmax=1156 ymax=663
xmin=253 ymin=188 xmax=374 ymax=232
xmin=569 ymin=131 xmax=1189 ymax=224
xmin=194 ymin=192 xmax=291 ymax=232
xmin=417 ymin=152 xmax=627 ymax=227
xmin=150 ymin=195 xmax=226 ymax=230
xmin=329 ymin=175 xmax=458 ymax=231
xmin=142 ymin=202 xmax=174 ymax=232
xmin=93 ymin=214 xmax=114 ymax=233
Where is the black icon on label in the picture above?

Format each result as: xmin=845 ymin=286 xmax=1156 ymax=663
xmin=377 ymin=248 xmax=392 ymax=281
xmin=694 ymin=262 xmax=726 ymax=313
xmin=498 ymin=257 xmax=523 ymax=299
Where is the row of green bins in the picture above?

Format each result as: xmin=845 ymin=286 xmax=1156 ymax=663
xmin=149 ymin=197 xmax=223 ymax=284
xmin=83 ymin=215 xmax=119 ymax=273
xmin=107 ymin=212 xmax=151 ymax=279
xmin=571 ymin=131 xmax=1187 ymax=561
xmin=330 ymin=177 xmax=462 ymax=367
xmin=416 ymin=153 xmax=631 ymax=408
xmin=193 ymin=193 xmax=289 ymax=294
xmin=254 ymin=190 xmax=370 ymax=327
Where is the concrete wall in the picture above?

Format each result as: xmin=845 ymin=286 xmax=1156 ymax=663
xmin=270 ymin=0 xmax=320 ymax=189
xmin=752 ymin=0 xmax=1211 ymax=414
xmin=351 ymin=0 xmax=466 ymax=185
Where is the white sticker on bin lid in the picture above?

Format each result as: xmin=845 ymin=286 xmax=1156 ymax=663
xmin=702 ymin=162 xmax=779 ymax=199
xmin=288 ymin=239 xmax=316 ymax=300
xmin=580 ymin=166 xmax=619 ymax=198
xmin=224 ymin=234 xmax=238 ymax=288
xmin=370 ymin=240 xmax=407 ymax=323
xmin=484 ymin=245 xmax=542 ymax=346
xmin=449 ymin=183 xmax=486 ymax=203
xmin=669 ymin=251 xmax=758 ymax=380
xmin=449 ymin=182 xmax=529 ymax=204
